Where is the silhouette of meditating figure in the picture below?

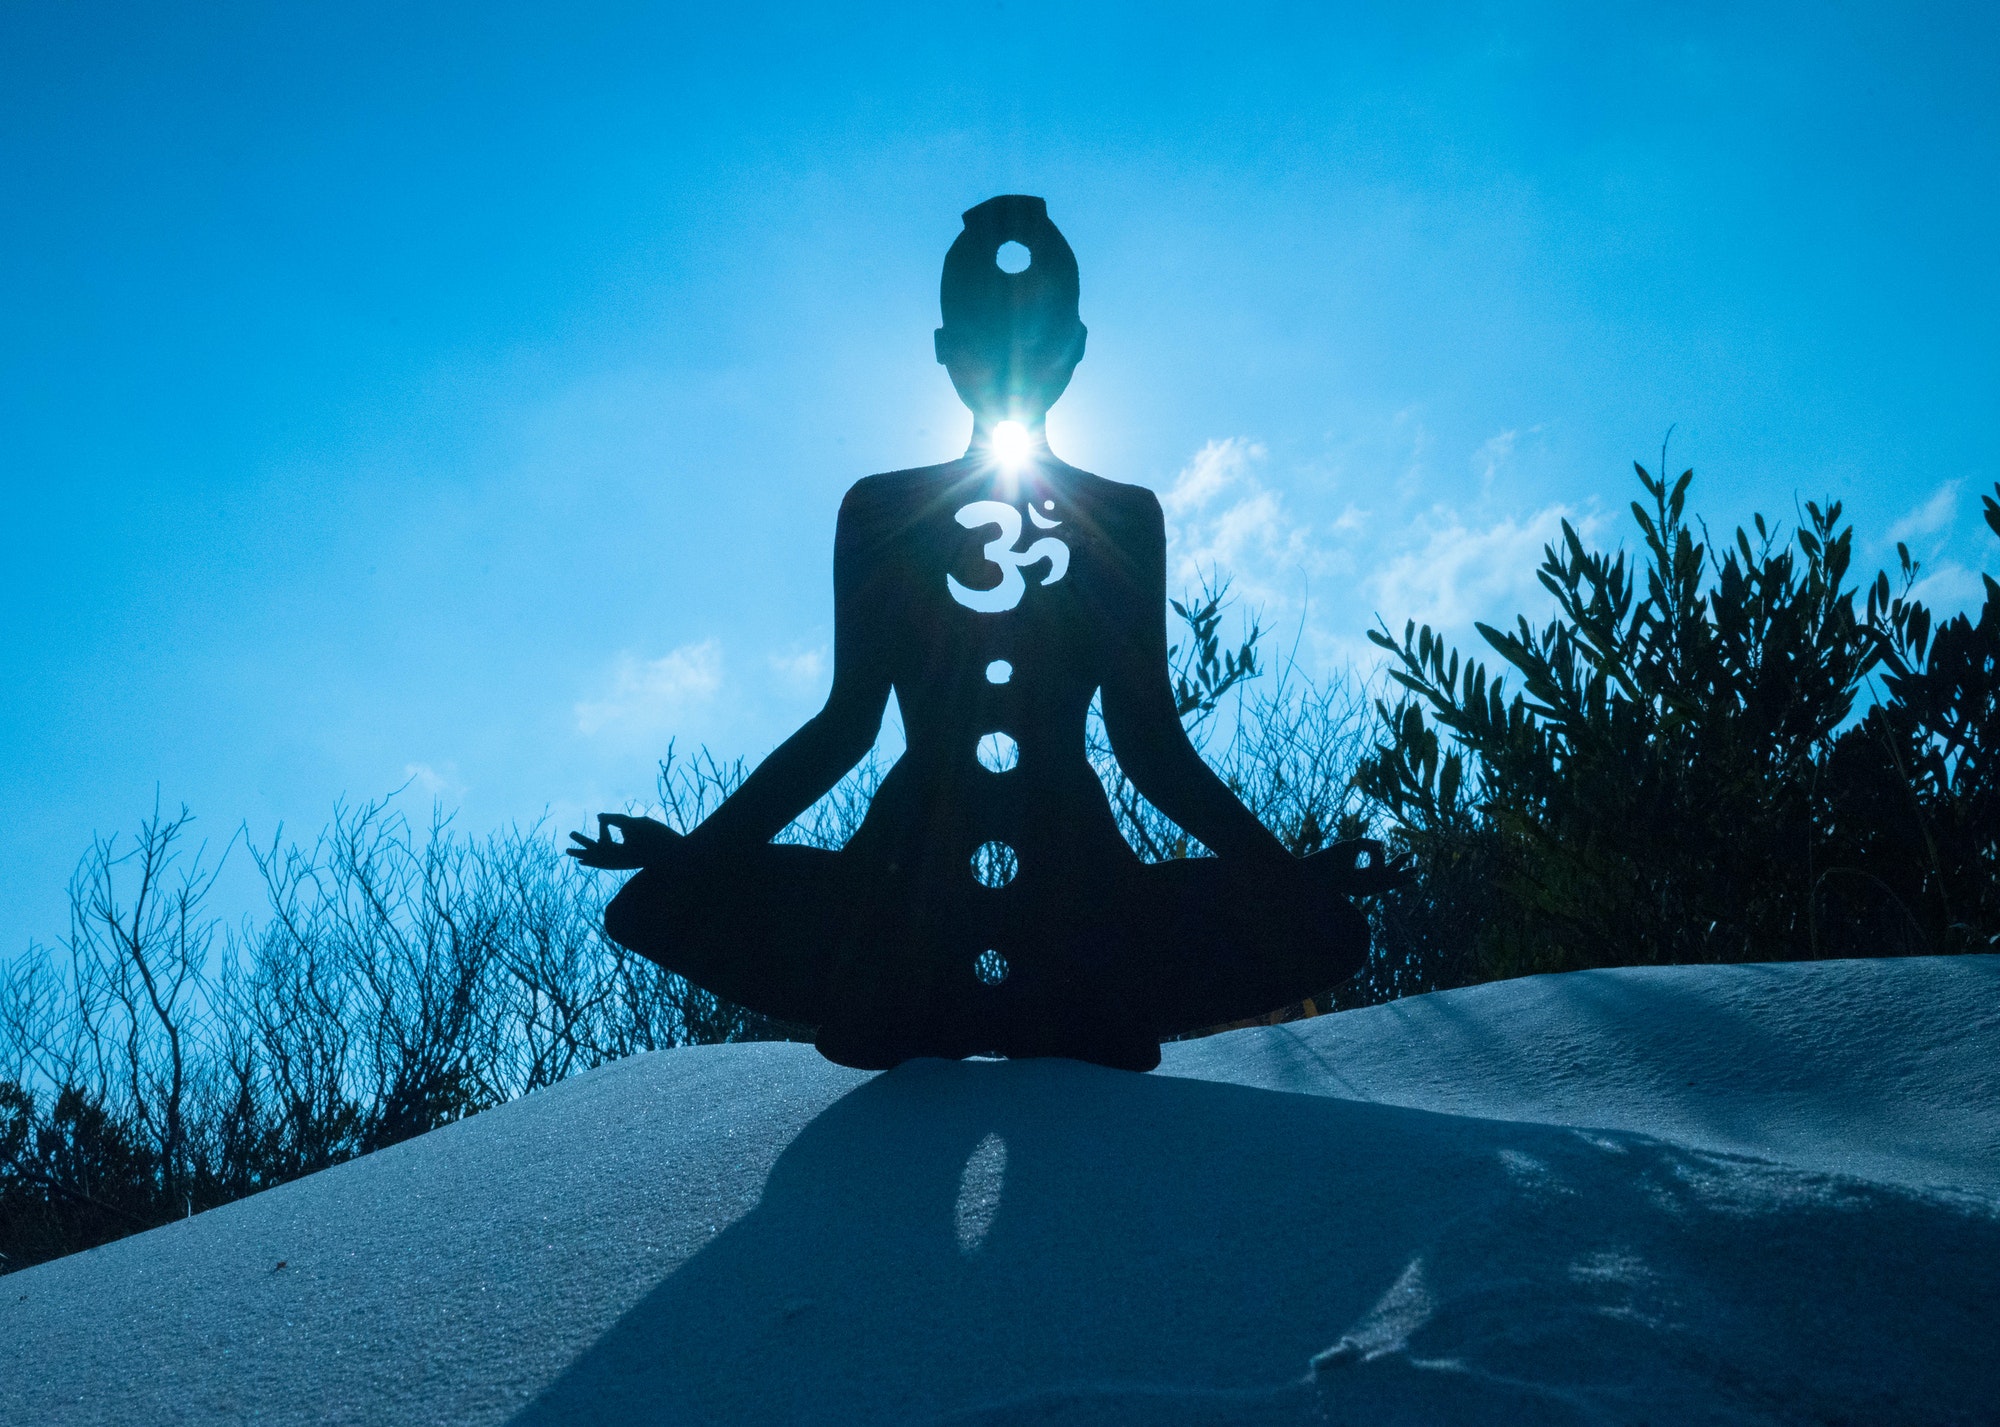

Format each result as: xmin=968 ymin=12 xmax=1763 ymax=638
xmin=570 ymin=195 xmax=1391 ymax=1072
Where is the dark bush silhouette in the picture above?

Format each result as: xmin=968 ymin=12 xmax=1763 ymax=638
xmin=1358 ymin=463 xmax=2000 ymax=986
xmin=0 ymin=798 xmax=787 ymax=1274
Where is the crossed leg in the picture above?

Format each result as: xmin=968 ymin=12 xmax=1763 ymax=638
xmin=604 ymin=844 xmax=858 ymax=1031
xmin=1125 ymin=850 xmax=1372 ymax=1038
xmin=602 ymin=844 xmax=1371 ymax=1070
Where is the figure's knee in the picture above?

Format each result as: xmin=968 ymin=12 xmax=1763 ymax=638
xmin=1298 ymin=872 xmax=1370 ymax=957
xmin=603 ymin=869 xmax=663 ymax=951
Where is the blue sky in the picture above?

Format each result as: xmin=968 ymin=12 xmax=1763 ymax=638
xmin=3 ymin=1 xmax=1996 ymax=952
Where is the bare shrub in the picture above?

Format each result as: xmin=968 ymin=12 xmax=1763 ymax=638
xmin=0 ymin=792 xmax=802 ymax=1273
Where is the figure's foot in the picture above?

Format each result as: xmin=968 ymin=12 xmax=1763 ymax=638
xmin=1015 ymin=1014 xmax=1161 ymax=1073
xmin=814 ymin=1018 xmax=964 ymax=1071
xmin=816 ymin=1016 xmax=1161 ymax=1073
xmin=1070 ymin=1031 xmax=1161 ymax=1074
xmin=813 ymin=1020 xmax=907 ymax=1071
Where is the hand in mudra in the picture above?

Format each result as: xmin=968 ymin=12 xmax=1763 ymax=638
xmin=1312 ymin=838 xmax=1411 ymax=897
xmin=567 ymin=814 xmax=683 ymax=870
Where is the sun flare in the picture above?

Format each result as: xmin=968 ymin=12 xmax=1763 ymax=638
xmin=990 ymin=419 xmax=1032 ymax=467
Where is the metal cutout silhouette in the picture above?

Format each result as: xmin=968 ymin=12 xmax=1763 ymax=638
xmin=569 ymin=195 xmax=1392 ymax=1072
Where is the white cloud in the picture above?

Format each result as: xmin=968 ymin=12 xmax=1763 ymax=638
xmin=1160 ymin=438 xmax=1318 ymax=608
xmin=1472 ymin=429 xmax=1518 ymax=487
xmin=1152 ymin=429 xmax=1590 ymax=680
xmin=767 ymin=647 xmax=827 ymax=690
xmin=1889 ymin=481 xmax=1959 ymax=544
xmin=574 ymin=640 xmax=723 ymax=736
xmin=1391 ymin=407 xmax=1433 ymax=499
xmin=1368 ymin=504 xmax=1595 ymax=637
xmin=402 ymin=762 xmax=457 ymax=799
xmin=1161 ymin=438 xmax=1260 ymax=520
xmin=1906 ymin=560 xmax=1988 ymax=622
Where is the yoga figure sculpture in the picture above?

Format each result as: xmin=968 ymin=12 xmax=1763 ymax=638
xmin=570 ymin=195 xmax=1393 ymax=1071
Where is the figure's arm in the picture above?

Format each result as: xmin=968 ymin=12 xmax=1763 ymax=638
xmin=684 ymin=488 xmax=893 ymax=851
xmin=1098 ymin=490 xmax=1290 ymax=863
xmin=572 ymin=486 xmax=890 ymax=868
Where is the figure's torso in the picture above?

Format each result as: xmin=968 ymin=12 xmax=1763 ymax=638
xmin=837 ymin=455 xmax=1156 ymax=894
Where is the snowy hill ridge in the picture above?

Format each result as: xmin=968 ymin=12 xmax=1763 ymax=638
xmin=6 ymin=956 xmax=1996 ymax=1426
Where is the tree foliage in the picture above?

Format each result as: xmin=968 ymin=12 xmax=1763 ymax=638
xmin=1358 ymin=463 xmax=2000 ymax=983
xmin=0 ymin=798 xmax=776 ymax=1274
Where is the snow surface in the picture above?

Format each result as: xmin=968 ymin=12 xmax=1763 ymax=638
xmin=5 ymin=956 xmax=1996 ymax=1426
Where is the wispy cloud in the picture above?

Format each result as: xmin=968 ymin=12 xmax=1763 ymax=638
xmin=1161 ymin=438 xmax=1319 ymax=609
xmin=401 ymin=762 xmax=463 ymax=800
xmin=764 ymin=643 xmax=828 ymax=699
xmin=574 ymin=640 xmax=723 ymax=737
xmin=1889 ymin=481 xmax=1959 ymax=544
xmin=1368 ymin=504 xmax=1591 ymax=636
xmin=1161 ymin=438 xmax=1261 ymax=520
xmin=1472 ymin=429 xmax=1518 ymax=488
xmin=767 ymin=646 xmax=827 ymax=691
xmin=1152 ymin=432 xmax=1593 ymax=677
xmin=1907 ymin=560 xmax=1988 ymax=620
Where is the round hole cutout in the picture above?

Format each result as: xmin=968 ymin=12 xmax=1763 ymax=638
xmin=995 ymin=241 xmax=1031 ymax=274
xmin=974 ymin=949 xmax=1010 ymax=985
xmin=970 ymin=841 xmax=1018 ymax=888
xmin=976 ymin=732 xmax=1019 ymax=773
xmin=984 ymin=659 xmax=1013 ymax=684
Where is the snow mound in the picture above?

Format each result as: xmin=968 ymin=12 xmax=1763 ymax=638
xmin=6 ymin=956 xmax=1996 ymax=1426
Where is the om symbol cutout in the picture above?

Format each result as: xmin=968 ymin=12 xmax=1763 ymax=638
xmin=946 ymin=501 xmax=1070 ymax=613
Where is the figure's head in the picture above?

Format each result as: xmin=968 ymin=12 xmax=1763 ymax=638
xmin=935 ymin=195 xmax=1087 ymax=429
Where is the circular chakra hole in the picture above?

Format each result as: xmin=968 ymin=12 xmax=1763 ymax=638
xmin=970 ymin=840 xmax=1019 ymax=888
xmin=974 ymin=949 xmax=1010 ymax=985
xmin=976 ymin=732 xmax=1019 ymax=773
xmin=984 ymin=659 xmax=1013 ymax=684
xmin=995 ymin=240 xmax=1031 ymax=274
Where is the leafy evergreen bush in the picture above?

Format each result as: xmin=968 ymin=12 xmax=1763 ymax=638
xmin=1358 ymin=464 xmax=2000 ymax=985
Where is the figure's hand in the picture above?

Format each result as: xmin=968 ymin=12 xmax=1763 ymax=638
xmin=1308 ymin=838 xmax=1412 ymax=897
xmin=566 ymin=814 xmax=682 ymax=870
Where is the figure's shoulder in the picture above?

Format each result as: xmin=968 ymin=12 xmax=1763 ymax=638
xmin=1047 ymin=463 xmax=1164 ymax=527
xmin=837 ymin=457 xmax=1162 ymax=533
xmin=838 ymin=460 xmax=971 ymax=517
